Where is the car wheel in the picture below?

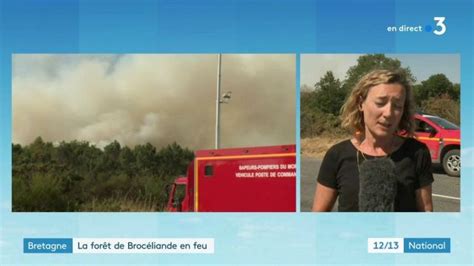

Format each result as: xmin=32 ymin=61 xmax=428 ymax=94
xmin=442 ymin=149 xmax=460 ymax=177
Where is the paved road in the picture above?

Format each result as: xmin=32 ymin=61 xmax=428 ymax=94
xmin=301 ymin=157 xmax=460 ymax=212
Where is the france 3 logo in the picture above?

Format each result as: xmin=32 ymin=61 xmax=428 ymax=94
xmin=386 ymin=17 xmax=446 ymax=35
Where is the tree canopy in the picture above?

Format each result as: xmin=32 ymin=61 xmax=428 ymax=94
xmin=343 ymin=54 xmax=416 ymax=93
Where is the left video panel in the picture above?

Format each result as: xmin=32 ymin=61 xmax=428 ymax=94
xmin=12 ymin=54 xmax=296 ymax=212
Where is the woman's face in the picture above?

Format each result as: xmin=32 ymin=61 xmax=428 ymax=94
xmin=360 ymin=83 xmax=406 ymax=140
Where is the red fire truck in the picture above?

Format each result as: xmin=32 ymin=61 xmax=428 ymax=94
xmin=414 ymin=113 xmax=460 ymax=177
xmin=166 ymin=144 xmax=296 ymax=212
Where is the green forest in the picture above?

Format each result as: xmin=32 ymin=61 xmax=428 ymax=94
xmin=301 ymin=54 xmax=460 ymax=138
xmin=12 ymin=138 xmax=194 ymax=212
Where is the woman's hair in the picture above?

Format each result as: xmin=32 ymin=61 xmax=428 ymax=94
xmin=340 ymin=69 xmax=415 ymax=137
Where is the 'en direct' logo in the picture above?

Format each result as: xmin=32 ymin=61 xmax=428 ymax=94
xmin=386 ymin=17 xmax=446 ymax=36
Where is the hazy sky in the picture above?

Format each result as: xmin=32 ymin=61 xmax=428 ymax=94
xmin=300 ymin=54 xmax=460 ymax=88
xmin=13 ymin=54 xmax=295 ymax=150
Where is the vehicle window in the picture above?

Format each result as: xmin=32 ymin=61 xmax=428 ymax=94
xmin=204 ymin=165 xmax=213 ymax=176
xmin=426 ymin=116 xmax=459 ymax=130
xmin=174 ymin=184 xmax=186 ymax=211
xmin=416 ymin=120 xmax=435 ymax=133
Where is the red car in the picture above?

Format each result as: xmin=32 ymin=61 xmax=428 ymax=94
xmin=413 ymin=113 xmax=460 ymax=177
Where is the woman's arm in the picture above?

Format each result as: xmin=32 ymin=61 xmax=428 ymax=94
xmin=312 ymin=182 xmax=338 ymax=212
xmin=416 ymin=185 xmax=433 ymax=212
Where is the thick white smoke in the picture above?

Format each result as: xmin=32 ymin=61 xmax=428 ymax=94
xmin=13 ymin=54 xmax=295 ymax=150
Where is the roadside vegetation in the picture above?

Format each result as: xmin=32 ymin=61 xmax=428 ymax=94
xmin=12 ymin=139 xmax=193 ymax=212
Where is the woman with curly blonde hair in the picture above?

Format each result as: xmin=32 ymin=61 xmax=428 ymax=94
xmin=312 ymin=69 xmax=433 ymax=212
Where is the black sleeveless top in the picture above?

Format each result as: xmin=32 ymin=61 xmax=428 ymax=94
xmin=317 ymin=138 xmax=434 ymax=212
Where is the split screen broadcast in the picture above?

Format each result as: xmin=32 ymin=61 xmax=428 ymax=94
xmin=12 ymin=54 xmax=460 ymax=213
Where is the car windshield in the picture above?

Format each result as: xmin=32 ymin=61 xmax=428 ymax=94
xmin=426 ymin=116 xmax=459 ymax=130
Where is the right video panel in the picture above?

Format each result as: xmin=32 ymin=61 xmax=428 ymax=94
xmin=300 ymin=54 xmax=460 ymax=212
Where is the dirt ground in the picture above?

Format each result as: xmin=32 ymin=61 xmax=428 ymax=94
xmin=300 ymin=134 xmax=349 ymax=159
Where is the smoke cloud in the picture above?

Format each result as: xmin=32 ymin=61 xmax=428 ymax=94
xmin=13 ymin=54 xmax=295 ymax=150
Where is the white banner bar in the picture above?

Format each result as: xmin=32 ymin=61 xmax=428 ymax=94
xmin=368 ymin=238 xmax=403 ymax=253
xmin=73 ymin=238 xmax=214 ymax=254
